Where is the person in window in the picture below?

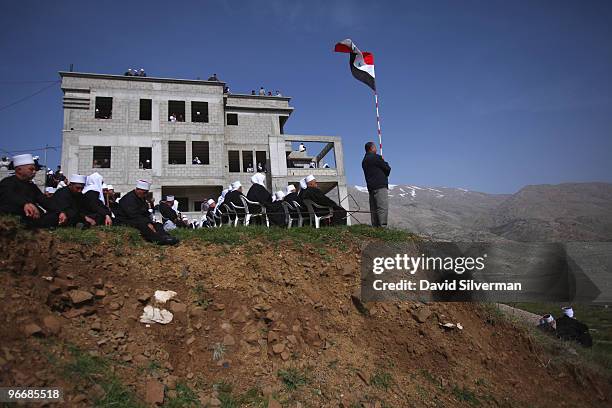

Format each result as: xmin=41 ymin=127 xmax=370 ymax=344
xmin=192 ymin=156 xmax=202 ymax=165
xmin=246 ymin=163 xmax=254 ymax=173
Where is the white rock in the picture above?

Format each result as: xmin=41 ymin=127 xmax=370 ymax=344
xmin=140 ymin=305 xmax=173 ymax=324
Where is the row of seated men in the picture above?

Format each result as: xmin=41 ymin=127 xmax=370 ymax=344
xmin=0 ymin=154 xmax=347 ymax=242
xmin=0 ymin=154 xmax=179 ymax=245
xmin=207 ymin=173 xmax=347 ymax=227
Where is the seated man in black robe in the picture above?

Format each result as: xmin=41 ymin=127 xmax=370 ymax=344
xmin=267 ymin=191 xmax=288 ymax=227
xmin=556 ymin=307 xmax=592 ymax=347
xmin=246 ymin=173 xmax=271 ymax=224
xmin=224 ymin=181 xmax=246 ymax=220
xmin=246 ymin=173 xmax=272 ymax=206
xmin=300 ymin=175 xmax=347 ymax=226
xmin=82 ymin=172 xmax=112 ymax=226
xmin=204 ymin=199 xmax=216 ymax=227
xmin=113 ymin=180 xmax=178 ymax=245
xmin=0 ymin=154 xmax=60 ymax=228
xmin=156 ymin=195 xmax=188 ymax=229
xmin=50 ymin=174 xmax=96 ymax=227
xmin=284 ymin=184 xmax=307 ymax=219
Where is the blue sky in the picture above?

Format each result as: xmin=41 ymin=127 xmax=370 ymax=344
xmin=1 ymin=0 xmax=611 ymax=193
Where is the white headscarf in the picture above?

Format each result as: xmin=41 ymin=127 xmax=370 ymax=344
xmin=562 ymin=307 xmax=574 ymax=318
xmin=286 ymin=184 xmax=296 ymax=194
xmin=83 ymin=172 xmax=104 ymax=203
xmin=299 ymin=178 xmax=307 ymax=190
xmin=251 ymin=173 xmax=266 ymax=186
xmin=275 ymin=190 xmax=286 ymax=201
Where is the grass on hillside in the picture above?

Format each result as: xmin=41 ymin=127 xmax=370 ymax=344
xmin=1 ymin=215 xmax=417 ymax=248
xmin=170 ymin=224 xmax=417 ymax=246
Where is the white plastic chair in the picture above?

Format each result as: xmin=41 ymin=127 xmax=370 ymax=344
xmin=302 ymin=199 xmax=333 ymax=228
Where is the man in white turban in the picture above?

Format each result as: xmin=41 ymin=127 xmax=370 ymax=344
xmin=113 ymin=180 xmax=179 ymax=245
xmin=0 ymin=154 xmax=61 ymax=227
xmin=555 ymin=306 xmax=592 ymax=347
xmin=300 ymin=175 xmax=347 ymax=226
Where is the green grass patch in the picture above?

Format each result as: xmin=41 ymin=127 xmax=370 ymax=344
xmin=51 ymin=227 xmax=100 ymax=245
xmin=277 ymin=368 xmax=309 ymax=391
xmin=452 ymin=385 xmax=480 ymax=406
xmin=164 ymin=382 xmax=200 ymax=407
xmin=59 ymin=345 xmax=143 ymax=407
xmin=370 ymin=370 xmax=394 ymax=391
xmin=171 ymin=224 xmax=416 ymax=247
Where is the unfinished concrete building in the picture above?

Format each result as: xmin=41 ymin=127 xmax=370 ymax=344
xmin=59 ymin=72 xmax=349 ymax=217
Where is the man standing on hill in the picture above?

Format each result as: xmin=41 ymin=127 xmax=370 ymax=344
xmin=362 ymin=141 xmax=391 ymax=227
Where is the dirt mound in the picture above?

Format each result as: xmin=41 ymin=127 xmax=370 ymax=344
xmin=0 ymin=219 xmax=610 ymax=407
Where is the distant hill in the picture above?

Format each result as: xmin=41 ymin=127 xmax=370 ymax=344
xmin=348 ymin=182 xmax=612 ymax=242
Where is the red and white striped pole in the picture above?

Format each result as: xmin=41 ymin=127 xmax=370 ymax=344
xmin=374 ymin=90 xmax=383 ymax=157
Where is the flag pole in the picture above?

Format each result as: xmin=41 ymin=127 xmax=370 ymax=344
xmin=374 ymin=90 xmax=383 ymax=157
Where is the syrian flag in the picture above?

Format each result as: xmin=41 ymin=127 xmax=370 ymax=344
xmin=334 ymin=39 xmax=376 ymax=91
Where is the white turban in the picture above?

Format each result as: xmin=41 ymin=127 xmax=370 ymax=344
xmin=251 ymin=173 xmax=266 ymax=186
xmin=275 ymin=190 xmax=285 ymax=201
xmin=69 ymin=174 xmax=87 ymax=184
xmin=83 ymin=172 xmax=105 ymax=203
xmin=12 ymin=154 xmax=34 ymax=167
xmin=286 ymin=184 xmax=296 ymax=194
xmin=136 ymin=179 xmax=151 ymax=190
xmin=305 ymin=174 xmax=316 ymax=183
xmin=562 ymin=307 xmax=574 ymax=318
xmin=207 ymin=199 xmax=215 ymax=205
xmin=231 ymin=181 xmax=242 ymax=190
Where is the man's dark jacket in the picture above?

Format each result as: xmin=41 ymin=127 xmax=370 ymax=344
xmin=113 ymin=190 xmax=152 ymax=226
xmin=157 ymin=202 xmax=179 ymax=223
xmin=0 ymin=175 xmax=53 ymax=215
xmin=362 ymin=152 xmax=391 ymax=192
xmin=246 ymin=183 xmax=272 ymax=206
xmin=49 ymin=187 xmax=86 ymax=222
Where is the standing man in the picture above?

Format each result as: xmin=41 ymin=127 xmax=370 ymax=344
xmin=362 ymin=141 xmax=391 ymax=227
